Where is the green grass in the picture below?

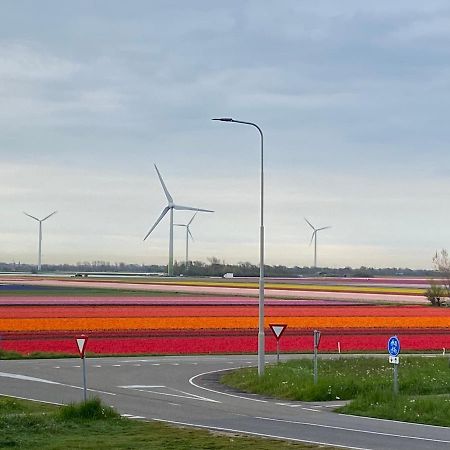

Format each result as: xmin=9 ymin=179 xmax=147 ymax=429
xmin=0 ymin=396 xmax=338 ymax=449
xmin=0 ymin=349 xmax=78 ymax=360
xmin=338 ymin=390 xmax=450 ymax=426
xmin=221 ymin=356 xmax=450 ymax=426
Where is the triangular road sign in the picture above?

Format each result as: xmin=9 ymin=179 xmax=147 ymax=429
xmin=76 ymin=335 xmax=88 ymax=358
xmin=269 ymin=323 xmax=287 ymax=340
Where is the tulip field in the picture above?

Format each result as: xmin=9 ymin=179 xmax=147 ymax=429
xmin=1 ymin=277 xmax=449 ymax=356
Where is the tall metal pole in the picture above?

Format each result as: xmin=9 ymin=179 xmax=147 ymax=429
xmin=185 ymin=227 xmax=189 ymax=270
xmin=168 ymin=208 xmax=174 ymax=276
xmin=38 ymin=221 xmax=42 ymax=272
xmin=314 ymin=232 xmax=317 ymax=268
xmin=212 ymin=118 xmax=265 ymax=376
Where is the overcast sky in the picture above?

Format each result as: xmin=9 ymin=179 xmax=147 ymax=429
xmin=1 ymin=0 xmax=450 ymax=269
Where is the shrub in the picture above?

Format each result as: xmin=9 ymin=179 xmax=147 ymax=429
xmin=58 ymin=397 xmax=119 ymax=421
xmin=425 ymin=284 xmax=446 ymax=306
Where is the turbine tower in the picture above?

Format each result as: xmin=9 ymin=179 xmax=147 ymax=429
xmin=24 ymin=211 xmax=57 ymax=272
xmin=305 ymin=218 xmax=331 ymax=268
xmin=144 ymin=165 xmax=213 ymax=277
xmin=175 ymin=212 xmax=197 ymax=271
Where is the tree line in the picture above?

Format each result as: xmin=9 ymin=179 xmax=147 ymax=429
xmin=0 ymin=259 xmax=436 ymax=278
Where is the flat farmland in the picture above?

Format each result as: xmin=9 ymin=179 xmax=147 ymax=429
xmin=0 ymin=275 xmax=448 ymax=356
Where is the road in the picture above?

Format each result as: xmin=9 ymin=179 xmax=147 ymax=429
xmin=0 ymin=355 xmax=449 ymax=449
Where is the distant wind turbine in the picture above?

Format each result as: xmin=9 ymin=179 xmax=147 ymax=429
xmin=24 ymin=211 xmax=57 ymax=272
xmin=144 ymin=165 xmax=213 ymax=277
xmin=175 ymin=211 xmax=198 ymax=271
xmin=305 ymin=218 xmax=331 ymax=268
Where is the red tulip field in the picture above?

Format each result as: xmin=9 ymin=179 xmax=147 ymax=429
xmin=1 ymin=280 xmax=449 ymax=356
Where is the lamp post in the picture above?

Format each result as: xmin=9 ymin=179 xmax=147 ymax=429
xmin=212 ymin=117 xmax=265 ymax=376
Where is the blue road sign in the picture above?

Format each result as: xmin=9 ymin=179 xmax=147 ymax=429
xmin=388 ymin=336 xmax=400 ymax=357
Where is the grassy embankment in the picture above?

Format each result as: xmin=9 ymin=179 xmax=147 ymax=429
xmin=221 ymin=356 xmax=450 ymax=427
xmin=0 ymin=396 xmax=338 ymax=449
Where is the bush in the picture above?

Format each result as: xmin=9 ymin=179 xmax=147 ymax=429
xmin=58 ymin=397 xmax=119 ymax=421
xmin=425 ymin=284 xmax=446 ymax=306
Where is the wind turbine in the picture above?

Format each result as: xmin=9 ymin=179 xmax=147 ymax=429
xmin=174 ymin=211 xmax=197 ymax=271
xmin=305 ymin=218 xmax=331 ymax=268
xmin=144 ymin=165 xmax=213 ymax=277
xmin=23 ymin=211 xmax=57 ymax=272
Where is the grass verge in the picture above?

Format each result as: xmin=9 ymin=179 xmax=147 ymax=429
xmin=221 ymin=356 xmax=450 ymax=427
xmin=0 ymin=396 xmax=338 ymax=449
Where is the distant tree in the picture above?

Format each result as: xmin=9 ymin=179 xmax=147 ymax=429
xmin=427 ymin=249 xmax=450 ymax=306
xmin=425 ymin=282 xmax=445 ymax=307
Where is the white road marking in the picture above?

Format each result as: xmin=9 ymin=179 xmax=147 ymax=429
xmin=0 ymin=372 xmax=60 ymax=385
xmin=189 ymin=367 xmax=268 ymax=403
xmin=118 ymin=385 xmax=221 ymax=403
xmin=0 ymin=393 xmax=63 ymax=406
xmin=52 ymin=366 xmax=60 ymax=369
xmin=132 ymin=364 xmax=141 ymax=367
xmin=342 ymin=413 xmax=450 ymax=430
xmin=92 ymin=365 xmax=102 ymax=368
xmin=120 ymin=385 xmax=165 ymax=389
xmin=254 ymin=416 xmax=450 ymax=444
xmin=0 ymin=371 xmax=116 ymax=396
xmin=112 ymin=364 xmax=121 ymax=367
xmin=121 ymin=414 xmax=145 ymax=419
xmin=275 ymin=402 xmax=319 ymax=411
xmin=150 ymin=417 xmax=371 ymax=450
xmin=152 ymin=363 xmax=160 ymax=366
xmin=72 ymin=365 xmax=80 ymax=368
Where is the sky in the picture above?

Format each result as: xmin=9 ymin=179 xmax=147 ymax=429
xmin=1 ymin=0 xmax=450 ymax=269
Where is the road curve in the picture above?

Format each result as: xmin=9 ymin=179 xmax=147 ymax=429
xmin=0 ymin=355 xmax=448 ymax=450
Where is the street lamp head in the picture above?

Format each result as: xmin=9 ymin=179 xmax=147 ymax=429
xmin=212 ymin=117 xmax=234 ymax=122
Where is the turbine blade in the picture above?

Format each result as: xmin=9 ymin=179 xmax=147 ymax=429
xmin=174 ymin=224 xmax=185 ymax=227
xmin=188 ymin=228 xmax=194 ymax=241
xmin=154 ymin=164 xmax=173 ymax=204
xmin=317 ymin=226 xmax=331 ymax=231
xmin=23 ymin=212 xmax=40 ymax=221
xmin=304 ymin=218 xmax=315 ymax=230
xmin=309 ymin=231 xmax=316 ymax=246
xmin=173 ymin=204 xmax=213 ymax=213
xmin=144 ymin=206 xmax=170 ymax=241
xmin=188 ymin=211 xmax=198 ymax=226
xmin=42 ymin=211 xmax=57 ymax=221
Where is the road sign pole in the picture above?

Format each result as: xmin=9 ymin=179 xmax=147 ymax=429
xmin=75 ymin=335 xmax=88 ymax=402
xmin=269 ymin=324 xmax=287 ymax=365
xmin=82 ymin=356 xmax=87 ymax=402
xmin=393 ymin=363 xmax=398 ymax=395
xmin=313 ymin=345 xmax=318 ymax=384
xmin=313 ymin=330 xmax=321 ymax=385
xmin=387 ymin=335 xmax=400 ymax=396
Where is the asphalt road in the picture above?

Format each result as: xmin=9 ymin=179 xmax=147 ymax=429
xmin=0 ymin=355 xmax=449 ymax=450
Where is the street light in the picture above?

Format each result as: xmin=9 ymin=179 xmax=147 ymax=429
xmin=212 ymin=117 xmax=265 ymax=376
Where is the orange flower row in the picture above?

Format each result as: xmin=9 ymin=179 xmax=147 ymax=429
xmin=1 ymin=316 xmax=449 ymax=332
